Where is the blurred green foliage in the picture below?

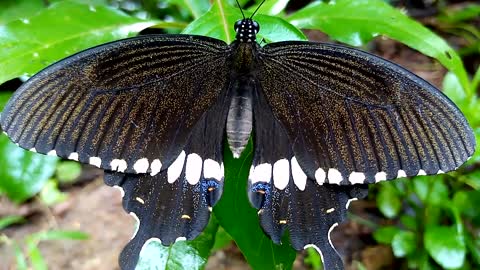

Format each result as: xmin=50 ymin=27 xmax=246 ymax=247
xmin=0 ymin=0 xmax=478 ymax=269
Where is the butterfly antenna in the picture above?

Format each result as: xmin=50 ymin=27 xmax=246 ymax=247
xmin=250 ymin=0 xmax=266 ymax=19
xmin=235 ymin=0 xmax=246 ymax=19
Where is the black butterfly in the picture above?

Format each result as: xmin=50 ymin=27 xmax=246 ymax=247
xmin=0 ymin=3 xmax=475 ymax=270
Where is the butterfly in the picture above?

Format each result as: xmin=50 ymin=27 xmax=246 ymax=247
xmin=0 ymin=2 xmax=475 ymax=270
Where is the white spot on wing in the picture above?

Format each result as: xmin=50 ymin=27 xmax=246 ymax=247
xmin=203 ymin=159 xmax=222 ymax=180
xmin=291 ymin=157 xmax=307 ymax=191
xmin=397 ymin=170 xmax=407 ymax=178
xmin=346 ymin=198 xmax=358 ymax=209
xmin=418 ymin=169 xmax=427 ymax=176
xmin=175 ymin=237 xmax=186 ymax=243
xmin=375 ymin=171 xmax=387 ymax=182
xmin=135 ymin=197 xmax=145 ymax=204
xmin=89 ymin=156 xmax=102 ymax=168
xmin=47 ymin=150 xmax=57 ymax=156
xmin=327 ymin=222 xmax=339 ymax=249
xmin=68 ymin=152 xmax=79 ymax=161
xmin=326 ymin=208 xmax=335 ymax=213
xmin=348 ymin=172 xmax=365 ymax=184
xmin=437 ymin=169 xmax=445 ymax=174
xmin=328 ymin=168 xmax=343 ymax=184
xmin=304 ymin=244 xmax=324 ymax=263
xmin=110 ymin=159 xmax=127 ymax=172
xmin=168 ymin=151 xmax=186 ymax=183
xmin=150 ymin=159 xmax=162 ymax=176
xmin=185 ymin=153 xmax=202 ymax=185
xmin=129 ymin=212 xmax=140 ymax=239
xmin=29 ymin=148 xmax=37 ymax=153
xmin=315 ymin=168 xmax=326 ymax=185
xmin=251 ymin=163 xmax=272 ymax=184
xmin=273 ymin=159 xmax=289 ymax=190
xmin=133 ymin=158 xmax=149 ymax=173
xmin=113 ymin=185 xmax=125 ymax=198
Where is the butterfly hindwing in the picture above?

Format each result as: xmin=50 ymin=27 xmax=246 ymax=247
xmin=257 ymin=41 xmax=475 ymax=185
xmin=248 ymin=84 xmax=368 ymax=269
xmin=103 ymin=93 xmax=229 ymax=269
xmin=0 ymin=35 xmax=230 ymax=175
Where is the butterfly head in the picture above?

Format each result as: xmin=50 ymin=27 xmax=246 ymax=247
xmin=234 ymin=18 xmax=259 ymax=43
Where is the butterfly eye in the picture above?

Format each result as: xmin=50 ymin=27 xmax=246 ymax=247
xmin=252 ymin=21 xmax=260 ymax=33
xmin=234 ymin=19 xmax=243 ymax=32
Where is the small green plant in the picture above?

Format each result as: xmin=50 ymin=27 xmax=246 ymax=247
xmin=0 ymin=216 xmax=88 ymax=270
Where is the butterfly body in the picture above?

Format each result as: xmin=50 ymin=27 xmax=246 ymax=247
xmin=0 ymin=14 xmax=475 ymax=270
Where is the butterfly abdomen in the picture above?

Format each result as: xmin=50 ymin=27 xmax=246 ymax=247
xmin=226 ymin=78 xmax=254 ymax=158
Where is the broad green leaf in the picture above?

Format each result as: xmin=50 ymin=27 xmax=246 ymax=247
xmin=169 ymin=0 xmax=210 ymax=19
xmin=0 ymin=215 xmax=25 ymax=230
xmin=248 ymin=0 xmax=289 ymax=16
xmin=136 ymin=216 xmax=218 ymax=270
xmin=373 ymin=226 xmax=401 ymax=244
xmin=427 ymin=178 xmax=449 ymax=206
xmin=0 ymin=135 xmax=58 ymax=203
xmin=0 ymin=1 xmax=158 ymax=84
xmin=425 ymin=226 xmax=466 ymax=269
xmin=0 ymin=92 xmax=13 ymax=110
xmin=183 ymin=0 xmax=305 ymax=44
xmin=413 ymin=177 xmax=429 ymax=203
xmin=453 ymin=190 xmax=480 ymax=223
xmin=211 ymin=223 xmax=233 ymax=252
xmin=0 ymin=0 xmax=44 ymax=25
xmin=287 ymin=0 xmax=470 ymax=95
xmin=392 ymin=230 xmax=416 ymax=257
xmin=377 ymin=182 xmax=402 ymax=218
xmin=439 ymin=4 xmax=480 ymax=23
xmin=214 ymin=142 xmax=296 ymax=269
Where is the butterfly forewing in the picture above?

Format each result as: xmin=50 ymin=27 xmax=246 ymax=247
xmin=0 ymin=35 xmax=231 ymax=175
xmin=257 ymin=41 xmax=475 ymax=185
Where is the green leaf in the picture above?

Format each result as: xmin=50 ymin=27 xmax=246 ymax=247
xmin=287 ymin=0 xmax=470 ymax=95
xmin=0 ymin=135 xmax=58 ymax=203
xmin=136 ymin=217 xmax=218 ymax=270
xmin=0 ymin=1 xmax=158 ymax=84
xmin=0 ymin=92 xmax=13 ymax=110
xmin=413 ymin=177 xmax=429 ymax=203
xmin=13 ymin=243 xmax=28 ymax=270
xmin=427 ymin=178 xmax=449 ymax=206
xmin=400 ymin=215 xmax=417 ymax=231
xmin=425 ymin=226 xmax=466 ymax=269
xmin=214 ymin=142 xmax=297 ymax=269
xmin=453 ymin=190 xmax=480 ymax=223
xmin=304 ymin=246 xmax=323 ymax=270
xmin=248 ymin=0 xmax=289 ymax=16
xmin=0 ymin=215 xmax=26 ymax=230
xmin=169 ymin=0 xmax=210 ymax=19
xmin=55 ymin=161 xmax=82 ymax=183
xmin=0 ymin=0 xmax=44 ymax=25
xmin=33 ymin=230 xmax=89 ymax=241
xmin=377 ymin=182 xmax=402 ymax=218
xmin=211 ymin=224 xmax=233 ymax=252
xmin=183 ymin=1 xmax=305 ymax=44
xmin=27 ymin=245 xmax=47 ymax=270
xmin=392 ymin=230 xmax=416 ymax=257
xmin=443 ymin=72 xmax=466 ymax=105
xmin=39 ymin=180 xmax=68 ymax=206
xmin=373 ymin=226 xmax=401 ymax=245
